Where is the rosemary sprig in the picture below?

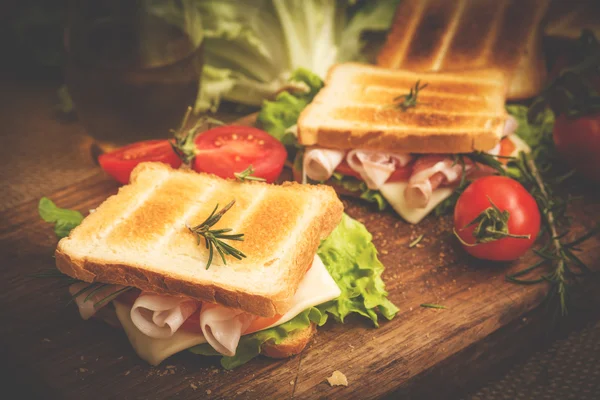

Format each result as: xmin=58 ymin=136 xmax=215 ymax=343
xmin=187 ymin=201 xmax=247 ymax=269
xmin=409 ymin=234 xmax=424 ymax=248
xmin=234 ymin=165 xmax=266 ymax=182
xmin=169 ymin=106 xmax=224 ymax=166
xmin=393 ymin=80 xmax=428 ymax=111
xmin=420 ymin=303 xmax=447 ymax=309
xmin=440 ymin=147 xmax=599 ymax=314
xmin=464 ymin=150 xmax=598 ymax=315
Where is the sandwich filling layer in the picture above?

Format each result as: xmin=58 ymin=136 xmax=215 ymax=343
xmin=70 ymin=255 xmax=340 ymax=365
xmin=302 ymin=117 xmax=530 ymax=224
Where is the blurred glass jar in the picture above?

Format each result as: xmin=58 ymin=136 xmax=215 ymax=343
xmin=64 ymin=0 xmax=204 ymax=147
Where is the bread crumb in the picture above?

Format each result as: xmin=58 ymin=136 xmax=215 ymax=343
xmin=326 ymin=370 xmax=348 ymax=387
xmin=190 ymin=383 xmax=197 ymax=390
xmin=290 ymin=380 xmax=294 ymax=386
xmin=206 ymin=389 xmax=212 ymax=395
xmin=79 ymin=368 xmax=88 ymax=373
xmin=80 ymin=356 xmax=84 ymax=361
xmin=117 ymin=356 xmax=124 ymax=360
xmin=42 ymin=338 xmax=51 ymax=342
xmin=166 ymin=365 xmax=176 ymax=369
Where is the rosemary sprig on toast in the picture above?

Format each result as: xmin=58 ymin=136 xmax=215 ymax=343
xmin=187 ymin=201 xmax=247 ymax=269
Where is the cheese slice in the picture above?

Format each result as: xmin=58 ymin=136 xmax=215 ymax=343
xmin=115 ymin=301 xmax=207 ymax=366
xmin=380 ymin=182 xmax=453 ymax=225
xmin=379 ymin=133 xmax=530 ymax=225
xmin=114 ymin=255 xmax=340 ymax=365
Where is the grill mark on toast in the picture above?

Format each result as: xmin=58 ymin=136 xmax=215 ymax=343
xmin=403 ymin=0 xmax=459 ymax=71
xmin=379 ymin=0 xmax=427 ymax=68
xmin=72 ymin=169 xmax=170 ymax=257
xmin=149 ymin=178 xmax=220 ymax=254
xmin=431 ymin=0 xmax=467 ymax=70
xmin=104 ymin=174 xmax=211 ymax=249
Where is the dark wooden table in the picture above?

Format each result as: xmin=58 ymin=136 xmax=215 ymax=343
xmin=1 ymin=74 xmax=600 ymax=400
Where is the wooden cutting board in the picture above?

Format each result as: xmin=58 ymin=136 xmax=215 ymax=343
xmin=1 ymin=116 xmax=600 ymax=400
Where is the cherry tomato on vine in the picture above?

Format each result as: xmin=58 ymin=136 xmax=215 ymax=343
xmin=453 ymin=176 xmax=540 ymax=261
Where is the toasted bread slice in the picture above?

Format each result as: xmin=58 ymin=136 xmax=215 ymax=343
xmin=56 ymin=162 xmax=343 ymax=318
xmin=377 ymin=0 xmax=550 ymax=100
xmin=297 ymin=63 xmax=507 ymax=154
xmin=262 ymin=323 xmax=316 ymax=359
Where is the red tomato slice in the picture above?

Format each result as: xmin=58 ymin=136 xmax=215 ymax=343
xmin=334 ymin=160 xmax=413 ymax=182
xmin=499 ymin=137 xmax=516 ymax=162
xmin=243 ymin=314 xmax=283 ymax=335
xmin=180 ymin=310 xmax=202 ymax=334
xmin=193 ymin=126 xmax=287 ymax=183
xmin=334 ymin=161 xmax=362 ymax=179
xmin=98 ymin=140 xmax=182 ymax=184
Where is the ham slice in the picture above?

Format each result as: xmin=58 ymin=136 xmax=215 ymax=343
xmin=130 ymin=293 xmax=200 ymax=339
xmin=199 ymin=304 xmax=256 ymax=356
xmin=346 ymin=150 xmax=412 ymax=190
xmin=404 ymin=156 xmax=473 ymax=208
xmin=69 ymin=282 xmax=126 ymax=320
xmin=304 ymin=148 xmax=346 ymax=181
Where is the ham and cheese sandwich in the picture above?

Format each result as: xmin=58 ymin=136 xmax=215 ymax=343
xmin=296 ymin=63 xmax=530 ymax=224
xmin=377 ymin=0 xmax=550 ymax=100
xmin=55 ymin=162 xmax=345 ymax=366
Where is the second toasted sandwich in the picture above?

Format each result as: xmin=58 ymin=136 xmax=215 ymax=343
xmin=377 ymin=0 xmax=550 ymax=100
xmin=296 ymin=63 xmax=529 ymax=224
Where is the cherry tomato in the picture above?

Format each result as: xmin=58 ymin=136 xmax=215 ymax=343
xmin=454 ymin=176 xmax=540 ymax=261
xmin=98 ymin=140 xmax=181 ymax=184
xmin=335 ymin=160 xmax=413 ymax=182
xmin=553 ymin=113 xmax=600 ymax=183
xmin=193 ymin=126 xmax=287 ymax=183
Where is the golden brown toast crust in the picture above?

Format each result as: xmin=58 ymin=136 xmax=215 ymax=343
xmin=56 ymin=163 xmax=343 ymax=318
xmin=262 ymin=323 xmax=316 ymax=359
xmin=377 ymin=0 xmax=550 ymax=99
xmin=297 ymin=63 xmax=507 ymax=153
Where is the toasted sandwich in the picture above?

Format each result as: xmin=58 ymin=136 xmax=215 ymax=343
xmin=295 ymin=63 xmax=529 ymax=224
xmin=53 ymin=162 xmax=397 ymax=367
xmin=377 ymin=0 xmax=550 ymax=100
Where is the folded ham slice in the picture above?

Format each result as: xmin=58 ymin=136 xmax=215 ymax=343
xmin=304 ymin=148 xmax=346 ymax=182
xmin=404 ymin=156 xmax=473 ymax=208
xmin=130 ymin=293 xmax=200 ymax=339
xmin=199 ymin=304 xmax=256 ymax=357
xmin=346 ymin=150 xmax=412 ymax=190
xmin=69 ymin=282 xmax=126 ymax=320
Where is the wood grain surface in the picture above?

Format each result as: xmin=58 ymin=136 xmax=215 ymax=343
xmin=1 ymin=110 xmax=600 ymax=399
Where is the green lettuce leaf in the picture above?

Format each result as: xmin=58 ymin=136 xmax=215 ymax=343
xmin=190 ymin=213 xmax=398 ymax=369
xmin=330 ymin=173 xmax=388 ymax=211
xmin=506 ymin=105 xmax=556 ymax=171
xmin=256 ymin=68 xmax=324 ymax=144
xmin=194 ymin=0 xmax=399 ymax=112
xmin=38 ymin=197 xmax=83 ymax=239
xmin=317 ymin=213 xmax=398 ymax=324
